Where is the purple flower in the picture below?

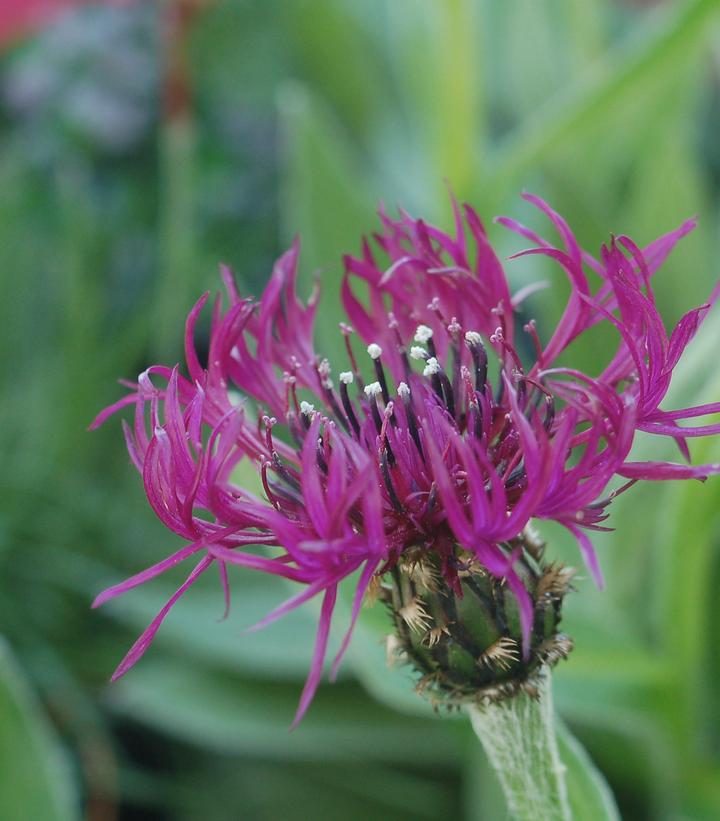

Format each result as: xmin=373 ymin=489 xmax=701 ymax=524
xmin=92 ymin=194 xmax=720 ymax=722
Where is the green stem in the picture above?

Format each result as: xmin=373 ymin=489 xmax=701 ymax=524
xmin=154 ymin=114 xmax=196 ymax=361
xmin=154 ymin=0 xmax=199 ymax=362
xmin=466 ymin=669 xmax=570 ymax=821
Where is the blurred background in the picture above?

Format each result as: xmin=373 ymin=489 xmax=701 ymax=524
xmin=1 ymin=0 xmax=720 ymax=819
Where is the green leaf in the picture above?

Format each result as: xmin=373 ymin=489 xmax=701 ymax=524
xmin=487 ymin=0 xmax=720 ymax=201
xmin=106 ymin=658 xmax=466 ymax=764
xmin=0 ymin=638 xmax=78 ymax=821
xmin=651 ymin=429 xmax=720 ymax=755
xmin=161 ymin=757 xmax=459 ymax=821
xmin=277 ymin=81 xmax=378 ymax=355
xmin=556 ymin=719 xmax=621 ymax=821
xmin=560 ymin=710 xmax=678 ymax=819
xmin=386 ymin=0 xmax=485 ymax=202
xmin=284 ymin=0 xmax=389 ymax=140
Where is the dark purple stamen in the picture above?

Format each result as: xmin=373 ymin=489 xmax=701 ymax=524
xmin=399 ymin=385 xmax=424 ymax=458
xmin=466 ymin=334 xmax=488 ymax=392
xmin=380 ymin=450 xmax=403 ymax=511
xmin=339 ymin=379 xmax=361 ymax=437
xmin=370 ymin=351 xmax=392 ymax=405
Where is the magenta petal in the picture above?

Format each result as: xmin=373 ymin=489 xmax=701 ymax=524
xmin=243 ymin=570 xmax=347 ymax=634
xmin=301 ymin=415 xmax=329 ymax=536
xmin=425 ymin=433 xmax=475 ymax=546
xmin=505 ymin=564 xmax=534 ymax=660
xmin=292 ymin=585 xmax=338 ymax=728
xmin=217 ymin=560 xmax=231 ymax=621
xmin=618 ymin=461 xmax=720 ymax=481
xmin=563 ymin=522 xmax=604 ymax=588
xmin=206 ymin=545 xmax=309 ymax=583
xmin=93 ymin=540 xmax=206 ymax=608
xmin=110 ymin=556 xmax=211 ymax=681
xmin=88 ymin=392 xmax=137 ymax=430
xmin=329 ymin=559 xmax=380 ymax=681
xmin=638 ymin=421 xmax=720 ymax=438
xmin=184 ymin=292 xmax=210 ymax=384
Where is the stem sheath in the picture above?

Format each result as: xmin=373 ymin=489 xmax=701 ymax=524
xmin=466 ymin=669 xmax=570 ymax=821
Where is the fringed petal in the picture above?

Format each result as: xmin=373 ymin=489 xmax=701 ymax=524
xmin=110 ymin=556 xmax=212 ymax=681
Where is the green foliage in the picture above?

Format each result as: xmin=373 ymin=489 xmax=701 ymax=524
xmin=1 ymin=0 xmax=720 ymax=818
xmin=0 ymin=639 xmax=78 ymax=821
xmin=557 ymin=720 xmax=620 ymax=821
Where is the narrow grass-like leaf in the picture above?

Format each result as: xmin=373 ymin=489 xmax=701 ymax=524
xmin=487 ymin=0 xmax=720 ymax=199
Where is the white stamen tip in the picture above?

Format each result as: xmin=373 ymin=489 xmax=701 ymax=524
xmin=364 ymin=381 xmax=382 ymax=398
xmin=414 ymin=324 xmax=434 ymax=343
xmin=339 ymin=371 xmax=354 ymax=385
xmin=367 ymin=343 xmax=383 ymax=360
xmin=397 ymin=382 xmax=410 ymax=399
xmin=465 ymin=330 xmax=482 ymax=346
xmin=410 ymin=346 xmax=427 ymax=361
xmin=299 ymin=401 xmax=315 ymax=416
xmin=423 ymin=357 xmax=441 ymax=377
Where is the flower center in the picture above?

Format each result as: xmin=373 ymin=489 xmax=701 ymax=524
xmin=259 ymin=317 xmax=556 ymax=583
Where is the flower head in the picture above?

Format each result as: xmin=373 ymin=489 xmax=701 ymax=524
xmin=93 ymin=193 xmax=720 ymax=722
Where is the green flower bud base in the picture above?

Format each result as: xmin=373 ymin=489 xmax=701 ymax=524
xmin=382 ymin=529 xmax=574 ymax=708
xmin=376 ymin=530 xmax=576 ymax=820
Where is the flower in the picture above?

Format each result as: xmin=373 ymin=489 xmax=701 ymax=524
xmin=92 ymin=193 xmax=720 ymax=722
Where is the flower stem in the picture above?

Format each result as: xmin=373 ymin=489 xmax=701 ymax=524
xmin=153 ymin=0 xmax=200 ymax=361
xmin=466 ymin=669 xmax=570 ymax=821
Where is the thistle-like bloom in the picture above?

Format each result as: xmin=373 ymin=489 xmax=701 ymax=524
xmin=92 ymin=194 xmax=720 ymax=722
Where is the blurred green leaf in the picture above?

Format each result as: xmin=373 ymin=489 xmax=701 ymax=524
xmin=0 ymin=638 xmax=78 ymax=821
xmin=565 ymin=710 xmax=678 ymax=820
xmin=277 ymin=81 xmax=378 ymax=354
xmin=487 ymin=0 xmax=720 ymax=201
xmin=285 ymin=0 xmax=389 ymax=140
xmin=107 ymin=658 xmax=467 ymax=764
xmin=557 ymin=719 xmax=620 ymax=821
xmin=386 ymin=0 xmax=484 ymax=204
xmin=651 ymin=425 xmax=720 ymax=756
xmin=130 ymin=754 xmax=459 ymax=821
